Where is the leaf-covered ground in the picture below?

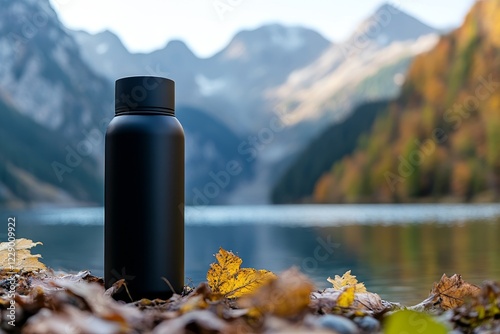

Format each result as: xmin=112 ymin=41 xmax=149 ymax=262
xmin=1 ymin=240 xmax=499 ymax=333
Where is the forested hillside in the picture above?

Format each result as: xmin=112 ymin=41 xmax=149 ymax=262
xmin=272 ymin=100 xmax=389 ymax=203
xmin=310 ymin=0 xmax=500 ymax=203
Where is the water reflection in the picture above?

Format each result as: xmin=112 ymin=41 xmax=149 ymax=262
xmin=0 ymin=206 xmax=498 ymax=305
xmin=305 ymin=220 xmax=500 ymax=303
xmin=183 ymin=218 xmax=500 ymax=304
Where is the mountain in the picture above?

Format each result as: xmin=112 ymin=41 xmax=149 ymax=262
xmin=72 ymin=30 xmax=140 ymax=80
xmin=202 ymin=24 xmax=332 ymax=130
xmin=0 ymin=0 xmax=111 ymax=207
xmin=269 ymin=3 xmax=438 ymax=127
xmin=0 ymin=0 xmax=249 ymax=208
xmin=0 ymin=0 xmax=112 ymax=138
xmin=297 ymin=0 xmax=500 ymax=203
xmin=0 ymin=90 xmax=103 ymax=207
xmin=253 ymin=4 xmax=439 ymax=202
xmin=72 ymin=24 xmax=331 ymax=134
xmin=350 ymin=3 xmax=438 ymax=44
xmin=73 ymin=30 xmax=202 ymax=115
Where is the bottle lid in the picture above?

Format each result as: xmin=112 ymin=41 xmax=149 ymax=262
xmin=115 ymin=76 xmax=175 ymax=114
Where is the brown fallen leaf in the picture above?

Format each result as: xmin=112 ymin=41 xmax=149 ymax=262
xmin=238 ymin=267 xmax=315 ymax=318
xmin=207 ymin=247 xmax=276 ymax=298
xmin=13 ymin=270 xmax=147 ymax=333
xmin=0 ymin=238 xmax=46 ymax=271
xmin=327 ymin=270 xmax=367 ymax=293
xmin=411 ymin=274 xmax=481 ymax=311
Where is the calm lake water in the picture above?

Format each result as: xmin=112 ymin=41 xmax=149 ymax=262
xmin=1 ymin=204 xmax=499 ymax=306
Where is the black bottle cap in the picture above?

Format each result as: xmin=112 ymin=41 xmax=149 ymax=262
xmin=115 ymin=76 xmax=175 ymax=114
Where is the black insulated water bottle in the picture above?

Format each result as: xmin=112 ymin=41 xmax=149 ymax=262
xmin=105 ymin=76 xmax=184 ymax=301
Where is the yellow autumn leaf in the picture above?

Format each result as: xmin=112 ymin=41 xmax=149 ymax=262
xmin=327 ymin=270 xmax=367 ymax=293
xmin=207 ymin=247 xmax=276 ymax=298
xmin=0 ymin=238 xmax=46 ymax=271
xmin=337 ymin=286 xmax=355 ymax=308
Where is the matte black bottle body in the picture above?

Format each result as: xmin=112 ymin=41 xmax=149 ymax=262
xmin=105 ymin=77 xmax=184 ymax=301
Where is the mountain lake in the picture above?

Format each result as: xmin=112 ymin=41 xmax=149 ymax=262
xmin=1 ymin=203 xmax=499 ymax=306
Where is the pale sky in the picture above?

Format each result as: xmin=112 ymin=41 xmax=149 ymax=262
xmin=49 ymin=0 xmax=476 ymax=58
